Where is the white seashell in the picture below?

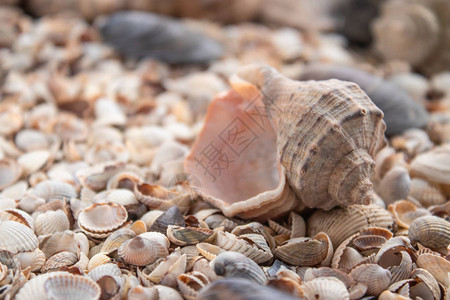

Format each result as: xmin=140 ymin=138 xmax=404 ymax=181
xmin=39 ymin=230 xmax=80 ymax=258
xmin=0 ymin=208 xmax=34 ymax=230
xmin=88 ymin=263 xmax=124 ymax=288
xmin=15 ymin=272 xmax=67 ymax=300
xmin=32 ymin=180 xmax=77 ymax=202
xmin=14 ymin=248 xmax=46 ymax=272
xmin=94 ymin=98 xmax=126 ymax=127
xmin=74 ymin=232 xmax=90 ymax=256
xmin=350 ymin=264 xmax=391 ymax=296
xmin=17 ymin=150 xmax=51 ymax=176
xmin=44 ymin=272 xmax=101 ymax=300
xmin=93 ymin=189 xmax=138 ymax=206
xmin=35 ymin=210 xmax=70 ymax=236
xmin=87 ymin=252 xmax=111 ymax=273
xmin=0 ymin=220 xmax=38 ymax=253
xmin=15 ymin=129 xmax=49 ymax=152
xmin=139 ymin=232 xmax=170 ymax=249
xmin=299 ymin=277 xmax=350 ymax=300
xmin=0 ymin=159 xmax=22 ymax=191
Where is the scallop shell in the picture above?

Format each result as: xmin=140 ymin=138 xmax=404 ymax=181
xmin=307 ymin=204 xmax=394 ymax=248
xmin=0 ymin=208 xmax=34 ymax=230
xmin=408 ymin=215 xmax=450 ymax=252
xmin=233 ymin=65 xmax=386 ymax=211
xmin=31 ymin=180 xmax=77 ymax=202
xmin=408 ymin=178 xmax=446 ymax=207
xmin=139 ymin=231 xmax=170 ymax=249
xmin=15 ymin=272 xmax=68 ymax=300
xmin=117 ymin=236 xmax=169 ymax=266
xmin=185 ymin=89 xmax=298 ymax=220
xmin=196 ymin=243 xmax=225 ymax=261
xmin=35 ymin=209 xmax=70 ymax=235
xmin=274 ymin=233 xmax=331 ymax=267
xmin=18 ymin=150 xmax=51 ymax=176
xmin=378 ymin=166 xmax=410 ymax=205
xmin=88 ymin=263 xmax=124 ymax=287
xmin=44 ymin=273 xmax=101 ymax=300
xmin=39 ymin=230 xmax=80 ymax=258
xmin=0 ymin=220 xmax=38 ymax=253
xmin=167 ymin=226 xmax=214 ymax=246
xmin=177 ymin=271 xmax=210 ymax=300
xmin=304 ymin=267 xmax=354 ymax=288
xmin=350 ymin=263 xmax=391 ymax=296
xmin=388 ymin=200 xmax=431 ymax=229
xmin=410 ymin=144 xmax=450 ymax=194
xmin=416 ymin=253 xmax=450 ymax=286
xmin=87 ymin=253 xmax=111 ymax=273
xmin=211 ymin=251 xmax=267 ymax=284
xmin=0 ymin=159 xmax=22 ymax=191
xmin=94 ymin=189 xmax=138 ymax=206
xmin=41 ymin=251 xmax=78 ymax=273
xmin=100 ymin=228 xmax=135 ymax=254
xmin=77 ymin=203 xmax=128 ymax=236
xmin=299 ymin=277 xmax=350 ymax=300
xmin=14 ymin=248 xmax=46 ymax=272
xmin=106 ymin=171 xmax=142 ymax=191
xmin=215 ymin=231 xmax=273 ymax=264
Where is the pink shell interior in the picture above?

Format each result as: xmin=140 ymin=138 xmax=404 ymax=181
xmin=185 ymin=90 xmax=280 ymax=206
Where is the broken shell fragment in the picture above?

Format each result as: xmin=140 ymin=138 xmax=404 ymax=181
xmin=211 ymin=251 xmax=267 ymax=284
xmin=350 ymin=263 xmax=391 ymax=296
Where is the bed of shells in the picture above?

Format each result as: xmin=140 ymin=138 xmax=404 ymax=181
xmin=0 ymin=0 xmax=450 ymax=299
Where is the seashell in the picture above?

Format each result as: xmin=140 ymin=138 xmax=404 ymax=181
xmin=52 ymin=112 xmax=88 ymax=142
xmin=31 ymin=180 xmax=77 ymax=202
xmin=196 ymin=243 xmax=225 ymax=261
xmin=416 ymin=253 xmax=450 ymax=286
xmin=87 ymin=253 xmax=111 ymax=273
xmin=76 ymin=161 xmax=126 ymax=192
xmin=274 ymin=233 xmax=332 ymax=267
xmin=288 ymin=212 xmax=306 ymax=239
xmin=18 ymin=195 xmax=46 ymax=214
xmin=44 ymin=272 xmax=101 ymax=300
xmin=96 ymin=275 xmax=121 ymax=300
xmin=408 ymin=178 xmax=446 ymax=207
xmin=0 ymin=208 xmax=34 ymax=230
xmin=427 ymin=112 xmax=450 ymax=144
xmin=198 ymin=278 xmax=299 ymax=300
xmin=410 ymin=144 xmax=450 ymax=195
xmin=41 ymin=251 xmax=78 ymax=273
xmin=372 ymin=0 xmax=450 ymax=75
xmin=14 ymin=248 xmax=46 ymax=272
xmin=100 ymin=12 xmax=223 ymax=64
xmin=298 ymin=64 xmax=428 ymax=136
xmin=0 ymin=159 xmax=22 ymax=191
xmin=381 ymin=251 xmax=413 ymax=284
xmin=215 ymin=231 xmax=273 ymax=264
xmin=390 ymin=128 xmax=433 ymax=158
xmin=15 ymin=129 xmax=49 ymax=152
xmin=18 ymin=150 xmax=51 ymax=176
xmin=232 ymin=65 xmax=386 ymax=210
xmin=268 ymin=220 xmax=291 ymax=236
xmin=211 ymin=251 xmax=267 ymax=284
xmin=35 ymin=209 xmax=70 ymax=236
xmin=177 ymin=271 xmax=210 ymax=300
xmin=167 ymin=225 xmax=214 ymax=246
xmin=139 ymin=232 xmax=170 ymax=249
xmin=299 ymin=277 xmax=350 ymax=300
xmin=148 ymin=206 xmax=186 ymax=234
xmin=232 ymin=222 xmax=276 ymax=250
xmin=139 ymin=250 xmax=186 ymax=287
xmin=0 ymin=220 xmax=38 ymax=253
xmin=388 ymin=200 xmax=431 ymax=229
xmin=107 ymin=171 xmax=142 ymax=191
xmin=140 ymin=209 xmax=164 ymax=229
xmin=118 ymin=236 xmax=169 ymax=266
xmin=185 ymin=89 xmax=298 ymax=220
xmin=377 ymin=166 xmax=410 ymax=206
xmin=303 ymin=267 xmax=354 ymax=288
xmin=15 ymin=272 xmax=68 ymax=300
xmin=88 ymin=263 xmax=124 ymax=290
xmin=408 ymin=215 xmax=450 ymax=253
xmin=350 ymin=263 xmax=391 ymax=296
xmin=94 ymin=189 xmax=138 ymax=206
xmin=94 ymin=98 xmax=126 ymax=127
xmin=307 ymin=204 xmax=394 ymax=249
xmin=135 ymin=182 xmax=193 ymax=213
xmin=77 ymin=203 xmax=128 ymax=236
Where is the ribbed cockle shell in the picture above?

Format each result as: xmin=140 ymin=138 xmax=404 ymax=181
xmin=231 ymin=65 xmax=386 ymax=210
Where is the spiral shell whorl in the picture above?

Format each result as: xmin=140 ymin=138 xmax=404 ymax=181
xmin=234 ymin=65 xmax=386 ymax=210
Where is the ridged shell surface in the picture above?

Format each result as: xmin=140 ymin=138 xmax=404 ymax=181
xmin=44 ymin=273 xmax=101 ymax=300
xmin=0 ymin=220 xmax=38 ymax=253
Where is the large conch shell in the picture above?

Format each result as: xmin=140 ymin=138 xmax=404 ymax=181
xmin=186 ymin=65 xmax=386 ymax=219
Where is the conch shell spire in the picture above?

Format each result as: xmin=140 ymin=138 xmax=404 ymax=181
xmin=231 ymin=65 xmax=386 ymax=210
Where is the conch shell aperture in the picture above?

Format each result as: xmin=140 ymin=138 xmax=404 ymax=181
xmin=185 ymin=65 xmax=386 ymax=220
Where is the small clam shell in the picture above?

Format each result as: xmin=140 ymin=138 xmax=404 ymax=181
xmin=331 ymin=234 xmax=365 ymax=272
xmin=96 ymin=275 xmax=121 ymax=300
xmin=382 ymin=251 xmax=413 ymax=284
xmin=0 ymin=220 xmax=38 ymax=253
xmin=31 ymin=180 xmax=77 ymax=202
xmin=100 ymin=228 xmax=136 ymax=254
xmin=94 ymin=189 xmax=138 ymax=206
xmin=216 ymin=231 xmax=273 ymax=264
xmin=299 ymin=277 xmax=350 ymax=300
xmin=148 ymin=206 xmax=185 ymax=234
xmin=378 ymin=166 xmax=410 ymax=205
xmin=35 ymin=210 xmax=70 ymax=235
xmin=15 ymin=129 xmax=49 ymax=152
xmin=196 ymin=243 xmax=225 ymax=260
xmin=177 ymin=271 xmax=210 ymax=300
xmin=76 ymin=161 xmax=126 ymax=192
xmin=139 ymin=250 xmax=186 ymax=287
xmin=94 ymin=98 xmax=127 ymax=127
xmin=15 ymin=272 xmax=68 ymax=300
xmin=18 ymin=150 xmax=51 ymax=176
xmin=410 ymin=144 xmax=450 ymax=190
xmin=274 ymin=233 xmax=331 ymax=267
xmin=139 ymin=231 xmax=170 ymax=249
xmin=39 ymin=230 xmax=80 ymax=258
xmin=350 ymin=263 xmax=391 ymax=296
xmin=388 ymin=200 xmax=431 ymax=229
xmin=307 ymin=204 xmax=394 ymax=249
xmin=118 ymin=236 xmax=169 ymax=266
xmin=106 ymin=171 xmax=142 ymax=191
xmin=77 ymin=203 xmax=128 ymax=236
xmin=408 ymin=178 xmax=446 ymax=207
xmin=140 ymin=209 xmax=164 ymax=228
xmin=44 ymin=273 xmax=101 ymax=300
xmin=211 ymin=251 xmax=267 ymax=284
xmin=14 ymin=248 xmax=46 ymax=272
xmin=41 ymin=251 xmax=78 ymax=273
xmin=416 ymin=253 xmax=450 ymax=286
xmin=304 ymin=267 xmax=354 ymax=288
xmin=88 ymin=263 xmax=124 ymax=287
xmin=0 ymin=159 xmax=22 ymax=191
xmin=408 ymin=215 xmax=450 ymax=252
xmin=0 ymin=208 xmax=34 ymax=230
xmin=87 ymin=253 xmax=111 ymax=273
xmin=167 ymin=225 xmax=214 ymax=246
